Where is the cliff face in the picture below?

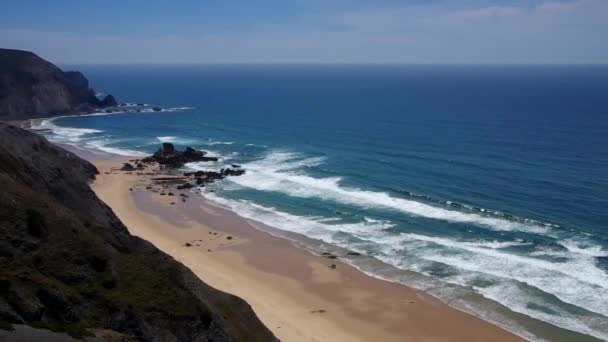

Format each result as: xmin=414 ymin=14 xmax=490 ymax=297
xmin=0 ymin=49 xmax=117 ymax=119
xmin=0 ymin=123 xmax=276 ymax=341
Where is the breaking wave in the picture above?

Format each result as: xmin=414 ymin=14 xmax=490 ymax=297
xmin=30 ymin=118 xmax=146 ymax=157
xmin=84 ymin=140 xmax=148 ymax=157
xmin=225 ymin=151 xmax=550 ymax=234
xmin=184 ymin=149 xmax=608 ymax=340
xmin=31 ymin=119 xmax=103 ymax=142
xmin=200 ymin=191 xmax=608 ymax=340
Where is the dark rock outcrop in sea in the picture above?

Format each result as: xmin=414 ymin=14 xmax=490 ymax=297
xmin=0 ymin=49 xmax=117 ymax=119
xmin=0 ymin=123 xmax=276 ymax=341
xmin=99 ymin=94 xmax=118 ymax=107
xmin=180 ymin=167 xmax=245 ymax=188
xmin=140 ymin=143 xmax=245 ymax=189
xmin=142 ymin=143 xmax=218 ymax=168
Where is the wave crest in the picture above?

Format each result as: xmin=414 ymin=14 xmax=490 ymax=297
xmin=228 ymin=151 xmax=550 ymax=234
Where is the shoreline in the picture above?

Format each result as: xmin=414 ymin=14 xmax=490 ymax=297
xmin=88 ymin=155 xmax=522 ymax=341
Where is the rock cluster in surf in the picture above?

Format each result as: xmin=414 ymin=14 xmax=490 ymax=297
xmin=133 ymin=143 xmax=245 ymax=190
xmin=142 ymin=143 xmax=218 ymax=168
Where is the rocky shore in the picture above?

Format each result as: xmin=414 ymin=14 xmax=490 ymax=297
xmin=87 ymin=152 xmax=523 ymax=342
xmin=0 ymin=123 xmax=276 ymax=341
xmin=119 ymin=143 xmax=246 ymax=194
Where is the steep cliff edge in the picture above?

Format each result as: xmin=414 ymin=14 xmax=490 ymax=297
xmin=0 ymin=123 xmax=276 ymax=341
xmin=0 ymin=49 xmax=117 ymax=119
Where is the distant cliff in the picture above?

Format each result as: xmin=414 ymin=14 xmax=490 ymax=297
xmin=0 ymin=49 xmax=116 ymax=119
xmin=0 ymin=123 xmax=276 ymax=341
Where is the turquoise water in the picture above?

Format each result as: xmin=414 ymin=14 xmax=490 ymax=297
xmin=37 ymin=65 xmax=608 ymax=340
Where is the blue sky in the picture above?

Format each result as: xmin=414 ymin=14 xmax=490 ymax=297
xmin=0 ymin=0 xmax=607 ymax=64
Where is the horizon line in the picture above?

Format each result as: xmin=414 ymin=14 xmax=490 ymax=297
xmin=57 ymin=62 xmax=608 ymax=67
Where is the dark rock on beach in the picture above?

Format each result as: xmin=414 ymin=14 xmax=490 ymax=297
xmin=185 ymin=170 xmax=224 ymax=181
xmin=0 ymin=123 xmax=277 ymax=341
xmin=120 ymin=163 xmax=136 ymax=171
xmin=177 ymin=182 xmax=195 ymax=190
xmin=0 ymin=49 xmax=118 ymax=119
xmin=321 ymin=253 xmax=338 ymax=259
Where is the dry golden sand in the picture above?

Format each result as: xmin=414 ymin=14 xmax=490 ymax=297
xmin=91 ymin=157 xmax=522 ymax=342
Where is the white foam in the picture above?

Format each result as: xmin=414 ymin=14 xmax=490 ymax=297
xmin=31 ymin=119 xmax=103 ymax=142
xmin=156 ymin=136 xmax=199 ymax=145
xmin=202 ymin=192 xmax=393 ymax=243
xmin=457 ymin=277 xmax=608 ymax=341
xmin=84 ymin=140 xmax=148 ymax=157
xmin=228 ymin=151 xmax=549 ymax=234
xmin=184 ymin=161 xmax=225 ymax=173
xmin=206 ymin=141 xmax=236 ymax=145
xmin=157 ymin=136 xmax=178 ymax=142
xmin=30 ymin=118 xmax=148 ymax=157
xmin=182 ymin=150 xmax=241 ymax=173
xmin=201 ymin=190 xmax=608 ymax=339
xmin=117 ymin=103 xmax=147 ymax=107
xmin=162 ymin=106 xmax=194 ymax=112
xmin=559 ymin=240 xmax=608 ymax=257
xmin=371 ymin=233 xmax=608 ymax=339
xmin=478 ymin=279 xmax=607 ymax=340
xmin=402 ymin=233 xmax=608 ymax=317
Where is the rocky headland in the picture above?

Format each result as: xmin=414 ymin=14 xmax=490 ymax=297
xmin=0 ymin=49 xmax=117 ymax=119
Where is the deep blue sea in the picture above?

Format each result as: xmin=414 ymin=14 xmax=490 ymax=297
xmin=35 ymin=65 xmax=608 ymax=341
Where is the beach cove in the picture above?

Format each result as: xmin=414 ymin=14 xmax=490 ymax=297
xmin=89 ymin=154 xmax=521 ymax=342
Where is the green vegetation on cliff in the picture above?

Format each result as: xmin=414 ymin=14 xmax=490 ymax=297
xmin=0 ymin=123 xmax=276 ymax=341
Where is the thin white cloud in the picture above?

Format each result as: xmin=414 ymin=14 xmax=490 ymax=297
xmin=450 ymin=6 xmax=524 ymax=20
xmin=0 ymin=0 xmax=606 ymax=64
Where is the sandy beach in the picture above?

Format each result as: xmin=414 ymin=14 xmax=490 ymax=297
xmin=86 ymin=155 xmax=522 ymax=342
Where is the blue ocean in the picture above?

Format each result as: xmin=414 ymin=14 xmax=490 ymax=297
xmin=35 ymin=65 xmax=608 ymax=341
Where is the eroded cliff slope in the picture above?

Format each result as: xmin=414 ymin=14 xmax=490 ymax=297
xmin=0 ymin=123 xmax=276 ymax=341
